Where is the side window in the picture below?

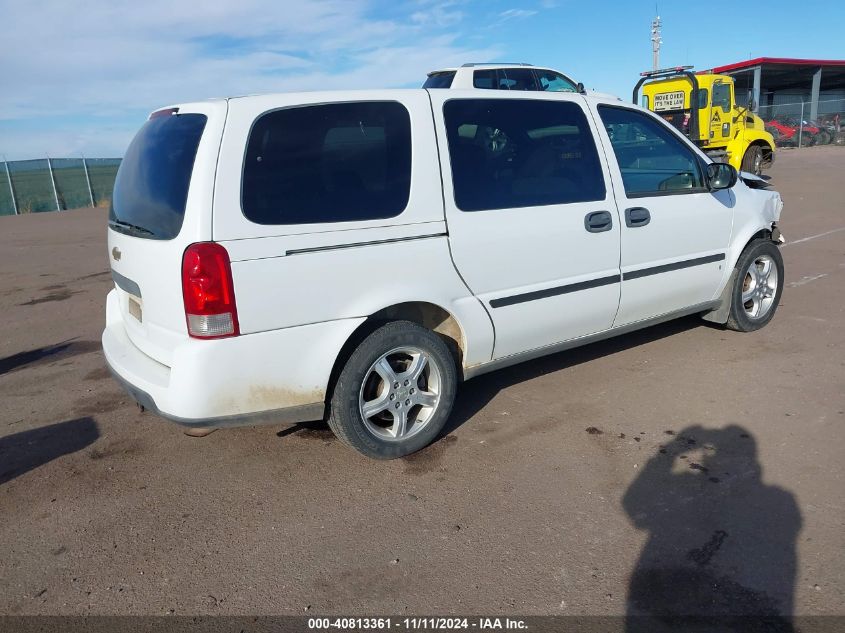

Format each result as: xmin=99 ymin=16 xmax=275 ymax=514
xmin=536 ymin=70 xmax=577 ymax=93
xmin=498 ymin=68 xmax=539 ymax=91
xmin=242 ymin=102 xmax=411 ymax=225
xmin=599 ymin=106 xmax=705 ymax=197
xmin=697 ymin=88 xmax=709 ymax=109
xmin=473 ymin=69 xmax=538 ymax=91
xmin=473 ymin=69 xmax=497 ymax=89
xmin=712 ymin=83 xmax=731 ymax=110
xmin=444 ymin=99 xmax=606 ymax=212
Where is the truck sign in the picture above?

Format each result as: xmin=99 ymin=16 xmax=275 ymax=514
xmin=653 ymin=91 xmax=685 ymax=111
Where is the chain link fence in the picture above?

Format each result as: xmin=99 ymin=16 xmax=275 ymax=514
xmin=759 ymin=98 xmax=845 ymax=149
xmin=1 ymin=157 xmax=121 ymax=216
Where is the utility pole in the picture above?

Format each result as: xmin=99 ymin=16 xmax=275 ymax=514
xmin=651 ymin=14 xmax=662 ymax=71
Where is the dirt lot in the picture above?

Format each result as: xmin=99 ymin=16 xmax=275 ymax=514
xmin=1 ymin=146 xmax=843 ymax=620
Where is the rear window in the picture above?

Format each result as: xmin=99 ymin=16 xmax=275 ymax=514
xmin=242 ymin=102 xmax=411 ymax=225
xmin=109 ymin=112 xmax=207 ymax=240
xmin=423 ymin=72 xmax=455 ymax=88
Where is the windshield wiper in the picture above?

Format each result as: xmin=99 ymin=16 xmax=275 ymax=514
xmin=109 ymin=219 xmax=156 ymax=237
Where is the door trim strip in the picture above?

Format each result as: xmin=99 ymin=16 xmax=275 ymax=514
xmin=488 ymin=253 xmax=726 ymax=309
xmin=489 ymin=274 xmax=621 ymax=308
xmin=623 ymin=253 xmax=726 ymax=281
xmin=285 ymin=233 xmax=446 ymax=256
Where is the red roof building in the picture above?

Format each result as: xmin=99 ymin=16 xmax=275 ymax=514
xmin=708 ymin=57 xmax=845 ymax=121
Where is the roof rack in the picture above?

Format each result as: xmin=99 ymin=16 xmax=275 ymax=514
xmin=639 ymin=65 xmax=694 ymax=78
xmin=460 ymin=62 xmax=533 ymax=67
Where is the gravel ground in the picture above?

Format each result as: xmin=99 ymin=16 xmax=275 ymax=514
xmin=0 ymin=146 xmax=843 ymax=620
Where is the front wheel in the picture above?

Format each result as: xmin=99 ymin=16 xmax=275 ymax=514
xmin=726 ymin=240 xmax=784 ymax=332
xmin=328 ymin=321 xmax=458 ymax=459
xmin=741 ymin=145 xmax=764 ymax=175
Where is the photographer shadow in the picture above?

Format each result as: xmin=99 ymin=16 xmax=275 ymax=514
xmin=623 ymin=425 xmax=801 ymax=633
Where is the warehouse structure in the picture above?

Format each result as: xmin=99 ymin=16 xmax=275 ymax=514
xmin=709 ymin=57 xmax=845 ymax=121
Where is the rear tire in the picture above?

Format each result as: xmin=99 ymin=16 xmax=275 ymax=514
xmin=741 ymin=145 xmax=764 ymax=175
xmin=726 ymin=240 xmax=784 ymax=332
xmin=327 ymin=321 xmax=458 ymax=459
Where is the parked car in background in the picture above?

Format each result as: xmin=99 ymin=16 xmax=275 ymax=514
xmin=765 ymin=118 xmax=822 ymax=146
xmin=104 ymin=88 xmax=785 ymax=460
xmin=424 ymin=62 xmax=582 ymax=93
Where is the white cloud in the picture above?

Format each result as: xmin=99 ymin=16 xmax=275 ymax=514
xmin=0 ymin=0 xmax=500 ymax=158
xmin=410 ymin=0 xmax=465 ymax=27
xmin=497 ymin=8 xmax=539 ymax=22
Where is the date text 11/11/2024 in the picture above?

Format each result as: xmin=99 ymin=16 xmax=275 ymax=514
xmin=307 ymin=617 xmax=529 ymax=630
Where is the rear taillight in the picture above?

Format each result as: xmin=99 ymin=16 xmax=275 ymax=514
xmin=181 ymin=242 xmax=239 ymax=339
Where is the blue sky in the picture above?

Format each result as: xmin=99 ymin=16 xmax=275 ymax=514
xmin=1 ymin=0 xmax=842 ymax=160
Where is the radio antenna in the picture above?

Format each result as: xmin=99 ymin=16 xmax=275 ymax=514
xmin=651 ymin=12 xmax=662 ymax=71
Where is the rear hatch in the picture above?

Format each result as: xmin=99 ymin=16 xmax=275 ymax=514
xmin=107 ymin=101 xmax=227 ymax=366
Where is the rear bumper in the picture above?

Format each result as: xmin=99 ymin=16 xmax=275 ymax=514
xmin=102 ymin=290 xmax=363 ymax=429
xmin=104 ymin=358 xmax=324 ymax=429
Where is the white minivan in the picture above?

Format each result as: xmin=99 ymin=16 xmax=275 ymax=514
xmin=103 ymin=89 xmax=785 ymax=459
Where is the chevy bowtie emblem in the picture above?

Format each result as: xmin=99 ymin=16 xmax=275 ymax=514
xmin=112 ymin=247 xmax=122 ymax=261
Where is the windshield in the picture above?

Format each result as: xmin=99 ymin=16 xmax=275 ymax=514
xmin=109 ymin=112 xmax=207 ymax=240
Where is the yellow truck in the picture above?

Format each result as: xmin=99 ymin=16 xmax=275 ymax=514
xmin=634 ymin=66 xmax=775 ymax=175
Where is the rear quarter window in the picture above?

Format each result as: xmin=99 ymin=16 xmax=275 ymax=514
xmin=242 ymin=101 xmax=411 ymax=225
xmin=109 ymin=112 xmax=207 ymax=240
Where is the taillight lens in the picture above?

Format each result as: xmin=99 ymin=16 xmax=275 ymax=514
xmin=181 ymin=242 xmax=239 ymax=339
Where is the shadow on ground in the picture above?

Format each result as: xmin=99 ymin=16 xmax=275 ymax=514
xmin=0 ymin=340 xmax=100 ymax=377
xmin=623 ymin=425 xmax=801 ymax=633
xmin=0 ymin=417 xmax=99 ymax=485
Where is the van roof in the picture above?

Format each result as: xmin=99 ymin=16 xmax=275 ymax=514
xmin=158 ymin=87 xmax=624 ymax=115
xmin=427 ymin=64 xmax=553 ymax=76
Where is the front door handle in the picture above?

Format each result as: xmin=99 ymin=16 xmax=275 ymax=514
xmin=585 ymin=211 xmax=613 ymax=233
xmin=625 ymin=207 xmax=651 ymax=228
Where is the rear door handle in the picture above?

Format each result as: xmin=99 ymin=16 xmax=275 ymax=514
xmin=584 ymin=211 xmax=613 ymax=233
xmin=625 ymin=207 xmax=651 ymax=228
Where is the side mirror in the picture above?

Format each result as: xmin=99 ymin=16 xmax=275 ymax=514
xmin=748 ymin=97 xmax=755 ymax=111
xmin=706 ymin=162 xmax=737 ymax=190
xmin=576 ymin=82 xmax=586 ymax=95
